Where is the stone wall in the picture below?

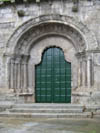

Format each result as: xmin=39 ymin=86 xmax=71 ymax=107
xmin=0 ymin=0 xmax=100 ymax=104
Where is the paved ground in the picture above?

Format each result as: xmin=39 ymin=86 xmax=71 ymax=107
xmin=0 ymin=117 xmax=100 ymax=133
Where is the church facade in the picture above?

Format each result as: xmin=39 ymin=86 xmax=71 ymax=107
xmin=0 ymin=0 xmax=100 ymax=105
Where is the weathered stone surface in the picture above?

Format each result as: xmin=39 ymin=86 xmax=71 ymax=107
xmin=0 ymin=0 xmax=100 ymax=105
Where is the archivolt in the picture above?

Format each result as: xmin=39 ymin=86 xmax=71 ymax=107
xmin=5 ymin=14 xmax=98 ymax=56
xmin=6 ymin=15 xmax=97 ymax=96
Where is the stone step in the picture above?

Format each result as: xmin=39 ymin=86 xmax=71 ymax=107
xmin=13 ymin=103 xmax=84 ymax=109
xmin=93 ymin=110 xmax=100 ymax=115
xmin=85 ymin=105 xmax=100 ymax=112
xmin=9 ymin=108 xmax=83 ymax=113
xmin=0 ymin=101 xmax=14 ymax=112
xmin=0 ymin=112 xmax=92 ymax=118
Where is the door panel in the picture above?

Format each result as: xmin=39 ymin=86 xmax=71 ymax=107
xmin=35 ymin=47 xmax=71 ymax=103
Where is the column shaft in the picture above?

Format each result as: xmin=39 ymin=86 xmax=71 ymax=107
xmin=8 ymin=61 xmax=11 ymax=89
xmin=87 ymin=59 xmax=92 ymax=87
xmin=21 ymin=64 xmax=24 ymax=93
xmin=24 ymin=63 xmax=28 ymax=93
xmin=18 ymin=63 xmax=21 ymax=92
xmin=78 ymin=61 xmax=82 ymax=87
xmin=14 ymin=62 xmax=17 ymax=92
xmin=85 ymin=60 xmax=87 ymax=86
xmin=11 ymin=60 xmax=14 ymax=89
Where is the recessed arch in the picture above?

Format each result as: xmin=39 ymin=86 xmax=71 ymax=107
xmin=5 ymin=15 xmax=98 ymax=56
xmin=6 ymin=15 xmax=97 ymax=103
xmin=27 ymin=33 xmax=78 ymax=56
xmin=16 ymin=23 xmax=85 ymax=54
xmin=29 ymin=35 xmax=76 ymax=65
xmin=28 ymin=35 xmax=78 ymax=100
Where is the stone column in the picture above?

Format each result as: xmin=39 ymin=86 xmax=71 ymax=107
xmin=87 ymin=57 xmax=93 ymax=87
xmin=22 ymin=55 xmax=29 ymax=93
xmin=14 ymin=61 xmax=18 ymax=92
xmin=18 ymin=62 xmax=21 ymax=93
xmin=21 ymin=62 xmax=24 ymax=93
xmin=82 ymin=59 xmax=88 ymax=87
xmin=23 ymin=62 xmax=28 ymax=93
xmin=8 ymin=60 xmax=11 ymax=89
xmin=77 ymin=52 xmax=88 ymax=88
xmin=84 ymin=60 xmax=87 ymax=86
xmin=10 ymin=59 xmax=15 ymax=90
xmin=15 ymin=57 xmax=22 ymax=93
xmin=8 ymin=55 xmax=30 ymax=95
xmin=78 ymin=60 xmax=82 ymax=87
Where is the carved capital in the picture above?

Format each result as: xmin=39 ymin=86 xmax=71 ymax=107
xmin=75 ymin=51 xmax=86 ymax=60
xmin=21 ymin=54 xmax=30 ymax=64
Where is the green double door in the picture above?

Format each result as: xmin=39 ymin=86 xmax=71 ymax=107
xmin=35 ymin=47 xmax=71 ymax=103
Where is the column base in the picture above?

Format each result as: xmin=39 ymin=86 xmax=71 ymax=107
xmin=18 ymin=93 xmax=35 ymax=103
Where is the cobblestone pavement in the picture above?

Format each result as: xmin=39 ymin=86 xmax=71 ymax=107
xmin=0 ymin=117 xmax=100 ymax=133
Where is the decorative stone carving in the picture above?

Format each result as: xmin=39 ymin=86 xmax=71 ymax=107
xmin=8 ymin=55 xmax=30 ymax=94
xmin=4 ymin=15 xmax=97 ymax=100
xmin=6 ymin=15 xmax=98 ymax=55
xmin=16 ymin=23 xmax=85 ymax=55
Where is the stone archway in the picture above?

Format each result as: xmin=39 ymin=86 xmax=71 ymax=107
xmin=5 ymin=15 xmax=98 ymax=103
xmin=29 ymin=35 xmax=76 ymax=102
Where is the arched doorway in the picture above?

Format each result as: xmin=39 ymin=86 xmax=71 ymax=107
xmin=35 ymin=47 xmax=71 ymax=103
xmin=6 ymin=15 xmax=97 ymax=103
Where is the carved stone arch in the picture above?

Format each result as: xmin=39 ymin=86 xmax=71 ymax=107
xmin=28 ymin=35 xmax=77 ymax=98
xmin=27 ymin=34 xmax=75 ymax=63
xmin=5 ymin=15 xmax=98 ymax=103
xmin=15 ymin=23 xmax=85 ymax=55
xmin=29 ymin=35 xmax=75 ymax=65
xmin=5 ymin=15 xmax=98 ymax=56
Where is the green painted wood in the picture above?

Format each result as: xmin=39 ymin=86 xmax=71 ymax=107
xmin=35 ymin=47 xmax=71 ymax=103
